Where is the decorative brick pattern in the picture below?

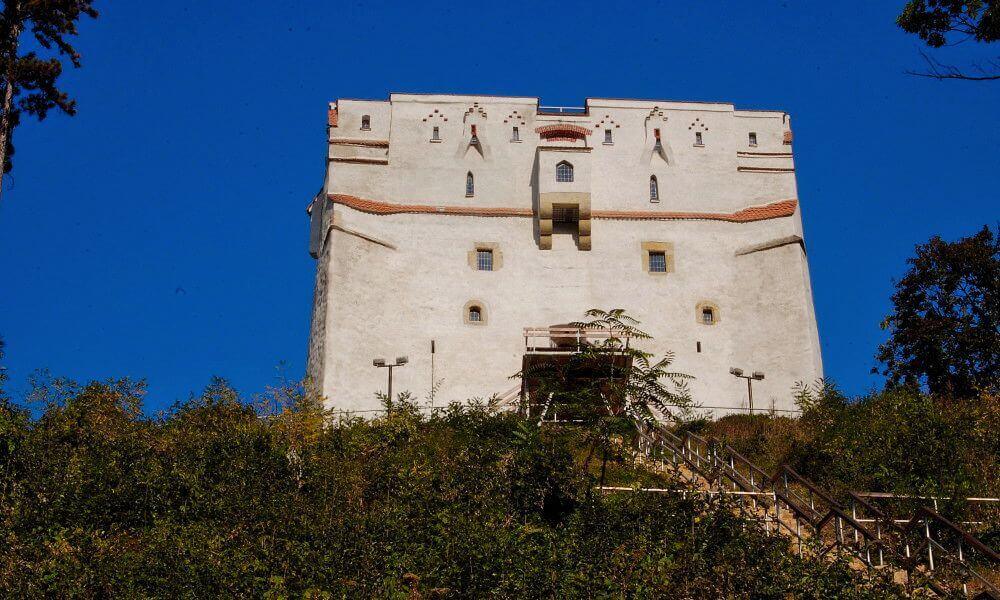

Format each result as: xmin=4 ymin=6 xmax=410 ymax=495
xmin=329 ymin=195 xmax=533 ymax=217
xmin=327 ymin=107 xmax=338 ymax=128
xmin=593 ymin=199 xmax=798 ymax=222
xmin=534 ymin=124 xmax=592 ymax=137
xmin=328 ymin=194 xmax=797 ymax=223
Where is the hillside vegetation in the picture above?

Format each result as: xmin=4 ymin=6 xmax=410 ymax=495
xmin=0 ymin=379 xmax=903 ymax=599
xmin=691 ymin=383 xmax=1000 ymax=547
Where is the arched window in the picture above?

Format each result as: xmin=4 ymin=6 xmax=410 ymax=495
xmin=696 ymin=302 xmax=720 ymax=325
xmin=649 ymin=176 xmax=659 ymax=201
xmin=464 ymin=300 xmax=487 ymax=325
xmin=466 ymin=172 xmax=474 ymax=197
xmin=556 ymin=161 xmax=574 ymax=183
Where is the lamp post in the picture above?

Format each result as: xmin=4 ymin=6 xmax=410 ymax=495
xmin=373 ymin=356 xmax=408 ymax=412
xmin=729 ymin=367 xmax=765 ymax=415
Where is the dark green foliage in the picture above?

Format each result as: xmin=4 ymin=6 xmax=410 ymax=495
xmin=702 ymin=381 xmax=999 ymax=527
xmin=519 ymin=308 xmax=693 ymax=487
xmin=896 ymin=1 xmax=1000 ymax=79
xmin=0 ymin=378 xmax=903 ymax=598
xmin=791 ymin=383 xmax=1000 ymax=500
xmin=876 ymin=225 xmax=1000 ymax=398
xmin=897 ymin=0 xmax=1000 ymax=47
xmin=0 ymin=0 xmax=98 ymax=179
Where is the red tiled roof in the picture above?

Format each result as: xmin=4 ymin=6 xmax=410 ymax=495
xmin=535 ymin=124 xmax=592 ymax=136
xmin=593 ymin=199 xmax=797 ymax=222
xmin=328 ymin=195 xmax=797 ymax=223
xmin=329 ymin=195 xmax=532 ymax=217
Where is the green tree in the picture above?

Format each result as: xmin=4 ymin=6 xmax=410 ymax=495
xmin=875 ymin=225 xmax=999 ymax=398
xmin=897 ymin=0 xmax=1000 ymax=80
xmin=0 ymin=0 xmax=98 ymax=198
xmin=518 ymin=308 xmax=693 ymax=485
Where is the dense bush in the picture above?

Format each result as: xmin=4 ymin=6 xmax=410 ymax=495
xmin=698 ymin=383 xmax=1000 ymax=546
xmin=0 ymin=378 xmax=902 ymax=598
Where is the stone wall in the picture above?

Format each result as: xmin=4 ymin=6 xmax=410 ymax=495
xmin=307 ymin=94 xmax=822 ymax=415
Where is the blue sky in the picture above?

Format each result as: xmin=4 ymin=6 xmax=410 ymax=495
xmin=1 ymin=1 xmax=997 ymax=411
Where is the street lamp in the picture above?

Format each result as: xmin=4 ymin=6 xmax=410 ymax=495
xmin=373 ymin=356 xmax=408 ymax=410
xmin=729 ymin=367 xmax=765 ymax=415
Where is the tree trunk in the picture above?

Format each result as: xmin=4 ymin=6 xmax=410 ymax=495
xmin=0 ymin=76 xmax=15 ymax=199
xmin=0 ymin=2 xmax=22 ymax=201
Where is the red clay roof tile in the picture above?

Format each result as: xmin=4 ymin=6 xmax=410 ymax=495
xmin=328 ymin=195 xmax=797 ymax=223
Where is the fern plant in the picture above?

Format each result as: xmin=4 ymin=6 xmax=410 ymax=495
xmin=516 ymin=308 xmax=694 ymax=484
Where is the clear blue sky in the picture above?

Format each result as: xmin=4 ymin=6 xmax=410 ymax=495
xmin=1 ymin=1 xmax=997 ymax=410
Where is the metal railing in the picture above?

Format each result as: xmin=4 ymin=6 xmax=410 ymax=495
xmin=537 ymin=105 xmax=588 ymax=115
xmin=523 ymin=326 xmax=636 ymax=353
xmin=632 ymin=420 xmax=999 ymax=598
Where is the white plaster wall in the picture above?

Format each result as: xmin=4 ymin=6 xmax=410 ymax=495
xmin=311 ymin=94 xmax=822 ymax=415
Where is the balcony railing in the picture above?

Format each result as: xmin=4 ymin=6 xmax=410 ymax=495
xmin=523 ymin=326 xmax=635 ymax=354
xmin=537 ymin=105 xmax=588 ymax=115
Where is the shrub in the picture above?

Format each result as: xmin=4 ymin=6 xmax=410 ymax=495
xmin=0 ymin=379 xmax=904 ymax=598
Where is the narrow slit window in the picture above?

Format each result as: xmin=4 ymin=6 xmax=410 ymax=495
xmin=748 ymin=132 xmax=757 ymax=146
xmin=649 ymin=176 xmax=659 ymax=201
xmin=649 ymin=251 xmax=667 ymax=273
xmin=653 ymin=128 xmax=663 ymax=150
xmin=556 ymin=161 xmax=574 ymax=183
xmin=604 ymin=129 xmax=613 ymax=144
xmin=476 ymin=249 xmax=493 ymax=271
xmin=695 ymin=131 xmax=703 ymax=145
xmin=431 ymin=126 xmax=440 ymax=141
xmin=470 ymin=124 xmax=479 ymax=144
xmin=361 ymin=115 xmax=371 ymax=130
xmin=697 ymin=341 xmax=702 ymax=353
xmin=466 ymin=172 xmax=474 ymax=196
xmin=702 ymin=308 xmax=715 ymax=324
xmin=511 ymin=126 xmax=520 ymax=141
xmin=468 ymin=306 xmax=482 ymax=322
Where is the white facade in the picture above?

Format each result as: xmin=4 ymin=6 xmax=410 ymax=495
xmin=306 ymin=93 xmax=823 ymax=415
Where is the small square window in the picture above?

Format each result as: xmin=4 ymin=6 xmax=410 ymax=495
xmin=476 ymin=249 xmax=493 ymax=271
xmin=361 ymin=115 xmax=371 ymax=130
xmin=649 ymin=251 xmax=667 ymax=273
xmin=469 ymin=307 xmax=482 ymax=322
xmin=702 ymin=308 xmax=715 ymax=324
xmin=748 ymin=132 xmax=757 ymax=146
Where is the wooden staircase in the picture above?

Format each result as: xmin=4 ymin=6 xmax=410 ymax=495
xmin=632 ymin=420 xmax=1000 ymax=598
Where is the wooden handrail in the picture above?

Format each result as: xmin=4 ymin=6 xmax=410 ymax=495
xmin=904 ymin=506 xmax=1000 ymax=564
xmin=772 ymin=465 xmax=845 ymax=511
xmin=632 ymin=416 xmax=1000 ymax=596
xmin=848 ymin=491 xmax=909 ymax=535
